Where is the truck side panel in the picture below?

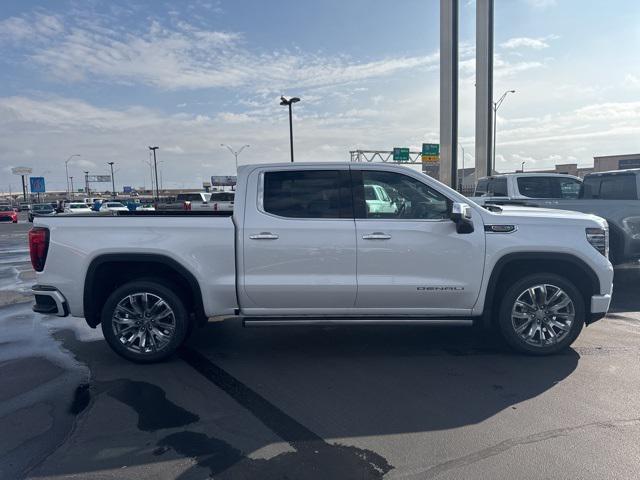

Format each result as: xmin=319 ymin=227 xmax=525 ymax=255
xmin=34 ymin=216 xmax=238 ymax=318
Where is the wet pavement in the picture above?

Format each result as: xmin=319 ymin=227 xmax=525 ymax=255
xmin=1 ymin=219 xmax=639 ymax=479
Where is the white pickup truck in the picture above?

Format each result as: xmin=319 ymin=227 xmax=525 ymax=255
xmin=30 ymin=163 xmax=613 ymax=362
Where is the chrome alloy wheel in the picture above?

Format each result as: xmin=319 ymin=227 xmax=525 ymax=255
xmin=511 ymin=284 xmax=575 ymax=347
xmin=112 ymin=292 xmax=176 ymax=354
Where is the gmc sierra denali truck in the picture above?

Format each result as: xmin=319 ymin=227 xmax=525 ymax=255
xmin=30 ymin=163 xmax=613 ymax=362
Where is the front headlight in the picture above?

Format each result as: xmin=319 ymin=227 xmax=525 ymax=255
xmin=622 ymin=216 xmax=640 ymax=239
xmin=586 ymin=227 xmax=608 ymax=258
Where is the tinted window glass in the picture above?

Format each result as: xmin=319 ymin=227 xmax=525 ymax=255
xmin=490 ymin=178 xmax=508 ymax=197
xmin=211 ymin=192 xmax=234 ymax=201
xmin=361 ymin=171 xmax=449 ymax=220
xmin=475 ymin=178 xmax=489 ymax=195
xmin=582 ymin=177 xmax=601 ymax=199
xmin=557 ymin=178 xmax=582 ymax=199
xmin=517 ymin=177 xmax=554 ymax=198
xmin=599 ymin=175 xmax=637 ymax=200
xmin=176 ymin=193 xmax=205 ymax=202
xmin=263 ymin=170 xmax=351 ymax=218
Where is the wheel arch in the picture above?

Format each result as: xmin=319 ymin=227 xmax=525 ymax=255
xmin=481 ymin=252 xmax=601 ymax=328
xmin=83 ymin=253 xmax=206 ymax=328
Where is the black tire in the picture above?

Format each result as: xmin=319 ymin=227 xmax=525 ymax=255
xmin=28 ymin=215 xmax=33 ymax=222
xmin=101 ymin=280 xmax=190 ymax=363
xmin=497 ymin=273 xmax=585 ymax=355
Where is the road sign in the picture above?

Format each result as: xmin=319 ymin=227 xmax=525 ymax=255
xmin=29 ymin=177 xmax=46 ymax=193
xmin=211 ymin=176 xmax=237 ymax=186
xmin=393 ymin=148 xmax=410 ymax=162
xmin=123 ymin=186 xmax=133 ymax=194
xmin=87 ymin=175 xmax=111 ymax=182
xmin=422 ymin=143 xmax=440 ymax=163
xmin=12 ymin=166 xmax=32 ymax=175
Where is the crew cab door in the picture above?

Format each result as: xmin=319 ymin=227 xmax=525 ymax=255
xmin=352 ymin=168 xmax=485 ymax=314
xmin=240 ymin=167 xmax=357 ymax=313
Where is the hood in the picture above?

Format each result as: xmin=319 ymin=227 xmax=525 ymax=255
xmin=480 ymin=204 xmax=607 ymax=228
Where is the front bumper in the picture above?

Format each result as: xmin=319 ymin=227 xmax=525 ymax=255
xmin=587 ymin=293 xmax=611 ymax=325
xmin=32 ymin=285 xmax=69 ymax=317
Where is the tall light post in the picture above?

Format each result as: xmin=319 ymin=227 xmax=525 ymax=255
xmin=65 ymin=154 xmax=80 ymax=197
xmin=107 ymin=162 xmax=116 ymax=197
xmin=220 ymin=144 xmax=250 ymax=171
xmin=69 ymin=176 xmax=74 ymax=197
xmin=521 ymin=161 xmax=525 ymax=173
xmin=458 ymin=143 xmax=466 ymax=191
xmin=280 ymin=96 xmax=300 ymax=162
xmin=492 ymin=89 xmax=516 ymax=173
xmin=148 ymin=146 xmax=160 ymax=202
xmin=84 ymin=171 xmax=90 ymax=196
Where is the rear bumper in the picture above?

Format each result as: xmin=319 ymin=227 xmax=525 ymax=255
xmin=32 ymin=285 xmax=69 ymax=317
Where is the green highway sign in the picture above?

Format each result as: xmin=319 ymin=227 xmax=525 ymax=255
xmin=393 ymin=147 xmax=410 ymax=162
xmin=422 ymin=143 xmax=439 ymax=156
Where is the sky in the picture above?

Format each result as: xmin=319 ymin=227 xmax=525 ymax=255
xmin=1 ymin=0 xmax=639 ymax=191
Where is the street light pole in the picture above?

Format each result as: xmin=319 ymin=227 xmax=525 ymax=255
xmin=521 ymin=161 xmax=525 ymax=173
xmin=220 ymin=144 xmax=250 ymax=171
xmin=107 ymin=162 xmax=116 ymax=197
xmin=280 ymin=96 xmax=300 ymax=162
xmin=458 ymin=143 xmax=466 ymax=191
xmin=65 ymin=154 xmax=80 ymax=197
xmin=148 ymin=146 xmax=160 ymax=202
xmin=69 ymin=176 xmax=74 ymax=197
xmin=84 ymin=171 xmax=90 ymax=196
xmin=492 ymin=89 xmax=516 ymax=173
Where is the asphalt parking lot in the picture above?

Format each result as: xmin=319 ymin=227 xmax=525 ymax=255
xmin=1 ymin=218 xmax=640 ymax=479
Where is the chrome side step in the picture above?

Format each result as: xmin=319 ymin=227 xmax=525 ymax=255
xmin=243 ymin=317 xmax=474 ymax=327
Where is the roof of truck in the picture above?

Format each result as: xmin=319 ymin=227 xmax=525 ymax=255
xmin=585 ymin=168 xmax=640 ymax=177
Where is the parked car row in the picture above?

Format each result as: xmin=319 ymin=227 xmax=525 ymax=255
xmin=470 ymin=169 xmax=640 ymax=264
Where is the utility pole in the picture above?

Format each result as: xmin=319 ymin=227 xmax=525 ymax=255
xmin=84 ymin=171 xmax=89 ymax=196
xmin=280 ymin=96 xmax=300 ymax=162
xmin=148 ymin=146 xmax=160 ymax=202
xmin=108 ymin=162 xmax=116 ymax=197
xmin=70 ymin=176 xmax=74 ymax=197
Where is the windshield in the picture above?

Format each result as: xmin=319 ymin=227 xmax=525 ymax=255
xmin=106 ymin=202 xmax=125 ymax=207
xmin=69 ymin=204 xmax=87 ymax=209
xmin=33 ymin=205 xmax=53 ymax=211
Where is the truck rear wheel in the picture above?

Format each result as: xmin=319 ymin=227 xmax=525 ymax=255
xmin=497 ymin=273 xmax=584 ymax=355
xmin=101 ymin=280 xmax=189 ymax=363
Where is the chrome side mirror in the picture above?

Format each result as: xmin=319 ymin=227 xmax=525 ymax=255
xmin=450 ymin=202 xmax=474 ymax=234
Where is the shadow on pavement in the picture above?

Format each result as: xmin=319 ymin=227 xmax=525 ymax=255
xmin=31 ymin=324 xmax=580 ymax=479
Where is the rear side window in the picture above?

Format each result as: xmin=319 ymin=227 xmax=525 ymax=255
xmin=262 ymin=170 xmax=352 ymax=218
xmin=599 ymin=175 xmax=637 ymax=200
xmin=211 ymin=192 xmax=234 ymax=201
xmin=518 ymin=177 xmax=551 ymax=198
xmin=476 ymin=177 xmax=507 ymax=197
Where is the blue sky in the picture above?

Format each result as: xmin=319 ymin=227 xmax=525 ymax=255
xmin=1 ymin=0 xmax=639 ymax=190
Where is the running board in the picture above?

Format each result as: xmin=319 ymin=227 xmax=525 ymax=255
xmin=243 ymin=317 xmax=474 ymax=327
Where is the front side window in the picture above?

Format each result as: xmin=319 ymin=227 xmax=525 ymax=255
xmin=581 ymin=177 xmax=601 ymax=199
xmin=490 ymin=178 xmax=508 ymax=197
xmin=359 ymin=171 xmax=449 ymax=220
xmin=557 ymin=178 xmax=582 ymax=199
xmin=262 ymin=170 xmax=352 ymax=218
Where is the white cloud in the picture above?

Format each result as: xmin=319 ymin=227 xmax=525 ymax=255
xmin=500 ymin=35 xmax=558 ymax=50
xmin=0 ymin=13 xmax=439 ymax=93
xmin=624 ymin=74 xmax=640 ymax=88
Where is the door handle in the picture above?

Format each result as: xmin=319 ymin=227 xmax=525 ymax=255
xmin=362 ymin=232 xmax=392 ymax=240
xmin=249 ymin=232 xmax=279 ymax=240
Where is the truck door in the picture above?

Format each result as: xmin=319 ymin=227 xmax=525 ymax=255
xmin=352 ymin=168 xmax=485 ymax=314
xmin=240 ymin=167 xmax=357 ymax=313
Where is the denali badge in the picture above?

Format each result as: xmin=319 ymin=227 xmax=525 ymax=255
xmin=417 ymin=286 xmax=465 ymax=291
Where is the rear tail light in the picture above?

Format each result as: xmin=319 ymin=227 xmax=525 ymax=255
xmin=29 ymin=227 xmax=50 ymax=272
xmin=213 ymin=203 xmax=218 ymax=211
xmin=183 ymin=201 xmax=191 ymax=211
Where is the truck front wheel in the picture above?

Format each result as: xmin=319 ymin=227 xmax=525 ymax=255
xmin=497 ymin=273 xmax=585 ymax=355
xmin=101 ymin=280 xmax=189 ymax=363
